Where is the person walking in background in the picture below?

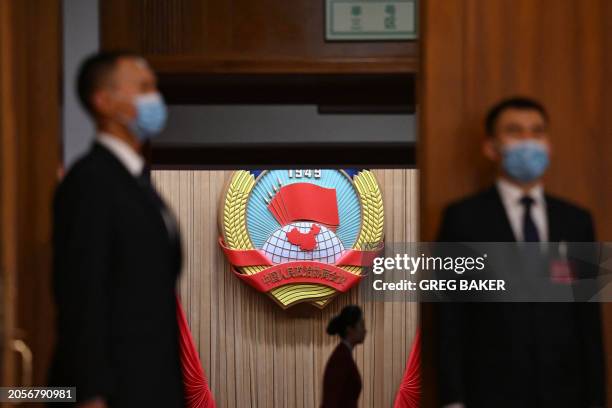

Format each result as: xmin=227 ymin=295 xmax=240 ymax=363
xmin=436 ymin=97 xmax=605 ymax=408
xmin=48 ymin=51 xmax=184 ymax=407
xmin=321 ymin=305 xmax=366 ymax=408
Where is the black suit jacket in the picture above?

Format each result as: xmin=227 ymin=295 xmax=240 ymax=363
xmin=436 ymin=186 xmax=605 ymax=408
xmin=49 ymin=143 xmax=185 ymax=407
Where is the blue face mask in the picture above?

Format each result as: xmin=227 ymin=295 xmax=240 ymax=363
xmin=128 ymin=92 xmax=167 ymax=141
xmin=502 ymin=140 xmax=550 ymax=182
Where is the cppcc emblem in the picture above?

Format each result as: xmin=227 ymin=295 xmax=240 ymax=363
xmin=219 ymin=169 xmax=384 ymax=309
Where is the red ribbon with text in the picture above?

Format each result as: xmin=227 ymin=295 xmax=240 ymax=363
xmin=219 ymin=237 xmax=382 ymax=293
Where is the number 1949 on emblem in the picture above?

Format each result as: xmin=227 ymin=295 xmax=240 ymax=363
xmin=288 ymin=169 xmax=321 ymax=179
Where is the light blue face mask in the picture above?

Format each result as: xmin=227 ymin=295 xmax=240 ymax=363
xmin=128 ymin=92 xmax=167 ymax=141
xmin=502 ymin=140 xmax=550 ymax=182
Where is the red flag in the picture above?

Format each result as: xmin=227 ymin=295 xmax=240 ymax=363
xmin=267 ymin=183 xmax=339 ymax=229
xmin=394 ymin=330 xmax=421 ymax=408
xmin=176 ymin=296 xmax=216 ymax=408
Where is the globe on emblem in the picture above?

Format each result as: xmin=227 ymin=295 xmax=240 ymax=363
xmin=261 ymin=221 xmax=345 ymax=264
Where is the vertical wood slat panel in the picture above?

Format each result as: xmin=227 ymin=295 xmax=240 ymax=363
xmin=136 ymin=0 xmax=192 ymax=55
xmin=153 ymin=169 xmax=418 ymax=407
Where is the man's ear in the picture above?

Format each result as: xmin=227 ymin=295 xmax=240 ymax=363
xmin=91 ymin=89 xmax=112 ymax=117
xmin=482 ymin=138 xmax=500 ymax=162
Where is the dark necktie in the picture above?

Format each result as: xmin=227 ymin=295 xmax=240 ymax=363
xmin=520 ymin=196 xmax=540 ymax=242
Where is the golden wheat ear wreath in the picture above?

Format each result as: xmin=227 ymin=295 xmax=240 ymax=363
xmin=220 ymin=170 xmax=384 ymax=309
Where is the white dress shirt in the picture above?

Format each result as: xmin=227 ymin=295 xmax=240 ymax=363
xmin=496 ymin=178 xmax=548 ymax=242
xmin=97 ymin=132 xmax=144 ymax=177
xmin=96 ymin=133 xmax=178 ymax=240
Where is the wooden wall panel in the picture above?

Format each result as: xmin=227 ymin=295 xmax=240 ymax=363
xmin=153 ymin=169 xmax=418 ymax=408
xmin=420 ymin=0 xmax=612 ymax=406
xmin=100 ymin=0 xmax=418 ymax=74
xmin=102 ymin=0 xmax=416 ymax=57
xmin=420 ymin=0 xmax=612 ymax=241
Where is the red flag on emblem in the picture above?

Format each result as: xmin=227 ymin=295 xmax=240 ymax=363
xmin=267 ymin=183 xmax=339 ymax=229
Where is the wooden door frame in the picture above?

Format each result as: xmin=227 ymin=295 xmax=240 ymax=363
xmin=0 ymin=0 xmax=19 ymax=387
xmin=0 ymin=0 xmax=61 ymax=391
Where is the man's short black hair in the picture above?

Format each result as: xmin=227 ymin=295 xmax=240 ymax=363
xmin=76 ymin=50 xmax=140 ymax=116
xmin=485 ymin=97 xmax=549 ymax=136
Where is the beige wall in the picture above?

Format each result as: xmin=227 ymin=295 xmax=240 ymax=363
xmin=153 ymin=169 xmax=419 ymax=408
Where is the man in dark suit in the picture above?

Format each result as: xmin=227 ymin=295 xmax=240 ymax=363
xmin=437 ymin=97 xmax=605 ymax=408
xmin=49 ymin=51 xmax=184 ymax=407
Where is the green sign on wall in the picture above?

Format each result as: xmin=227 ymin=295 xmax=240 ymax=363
xmin=326 ymin=0 xmax=418 ymax=41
